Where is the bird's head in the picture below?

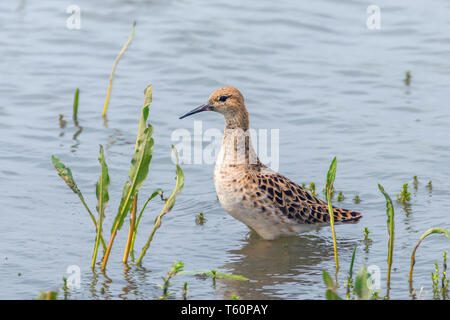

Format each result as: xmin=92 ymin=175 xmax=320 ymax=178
xmin=179 ymin=86 xmax=249 ymax=129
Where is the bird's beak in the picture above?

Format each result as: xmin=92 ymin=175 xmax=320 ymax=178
xmin=179 ymin=104 xmax=213 ymax=119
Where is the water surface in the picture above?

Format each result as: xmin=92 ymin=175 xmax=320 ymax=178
xmin=0 ymin=0 xmax=449 ymax=299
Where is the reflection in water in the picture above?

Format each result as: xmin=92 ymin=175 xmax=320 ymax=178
xmin=58 ymin=114 xmax=67 ymax=137
xmin=71 ymin=119 xmax=83 ymax=152
xmin=120 ymin=264 xmax=139 ymax=300
xmin=99 ymin=270 xmax=113 ymax=300
xmin=89 ymin=268 xmax=100 ymax=299
xmin=217 ymin=231 xmax=355 ymax=299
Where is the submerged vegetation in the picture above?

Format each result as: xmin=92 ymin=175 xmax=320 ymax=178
xmin=397 ymin=183 xmax=411 ymax=203
xmin=195 ymin=212 xmax=206 ymax=225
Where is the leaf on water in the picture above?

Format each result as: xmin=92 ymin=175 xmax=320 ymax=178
xmin=178 ymin=270 xmax=249 ymax=281
xmin=111 ymin=125 xmax=155 ymax=232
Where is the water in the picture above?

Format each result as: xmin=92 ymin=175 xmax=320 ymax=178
xmin=0 ymin=0 xmax=449 ymax=300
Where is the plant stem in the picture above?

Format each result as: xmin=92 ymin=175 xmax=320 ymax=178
xmin=73 ymin=88 xmax=79 ymax=122
xmin=122 ymin=195 xmax=137 ymax=264
xmin=79 ymin=196 xmax=106 ymax=251
xmin=102 ymin=21 xmax=136 ymax=118
xmin=101 ymin=225 xmax=118 ymax=271
xmin=326 ymin=157 xmax=339 ymax=279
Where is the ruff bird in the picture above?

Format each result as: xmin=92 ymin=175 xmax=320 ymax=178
xmin=180 ymin=86 xmax=361 ymax=240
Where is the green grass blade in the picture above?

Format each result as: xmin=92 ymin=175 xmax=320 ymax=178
xmin=325 ymin=157 xmax=339 ymax=276
xmin=378 ymin=184 xmax=395 ymax=298
xmin=137 ymin=145 xmax=184 ymax=264
xmin=73 ymin=88 xmax=79 ymax=122
xmin=91 ymin=145 xmax=110 ymax=269
xmin=346 ymin=246 xmax=357 ymax=299
xmin=102 ymin=21 xmax=136 ymax=117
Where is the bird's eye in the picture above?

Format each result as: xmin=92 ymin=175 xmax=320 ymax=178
xmin=218 ymin=95 xmax=230 ymax=102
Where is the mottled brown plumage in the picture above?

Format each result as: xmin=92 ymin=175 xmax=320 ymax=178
xmin=180 ymin=86 xmax=362 ymax=240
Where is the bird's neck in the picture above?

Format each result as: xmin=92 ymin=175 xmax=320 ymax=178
xmin=224 ymin=108 xmax=249 ymax=130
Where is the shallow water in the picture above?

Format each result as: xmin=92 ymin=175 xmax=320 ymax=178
xmin=0 ymin=0 xmax=449 ymax=299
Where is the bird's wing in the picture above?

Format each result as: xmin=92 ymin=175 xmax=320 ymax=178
xmin=252 ymin=169 xmax=362 ymax=225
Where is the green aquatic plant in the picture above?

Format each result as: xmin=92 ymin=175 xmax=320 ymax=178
xmin=337 ymin=191 xmax=345 ymax=202
xmin=182 ymin=282 xmax=188 ymax=300
xmin=362 ymin=227 xmax=372 ymax=253
xmin=179 ymin=270 xmax=249 ymax=281
xmin=378 ymin=184 xmax=395 ymax=299
xmin=36 ymin=291 xmax=58 ymax=300
xmin=413 ymin=175 xmax=418 ymax=190
xmin=159 ymin=260 xmax=184 ymax=300
xmin=53 ymin=86 xmax=183 ymax=270
xmin=195 ymin=212 xmax=206 ymax=225
xmin=59 ymin=114 xmax=67 ymax=129
xmin=92 ymin=145 xmax=110 ymax=269
xmin=432 ymin=261 xmax=440 ymax=300
xmin=325 ymin=157 xmax=339 ymax=276
xmin=102 ymin=21 xmax=136 ymax=118
xmin=354 ymin=266 xmax=373 ymax=300
xmin=51 ymin=156 xmax=107 ymax=251
xmin=179 ymin=270 xmax=249 ymax=287
xmin=324 ymin=266 xmax=373 ymax=300
xmin=404 ymin=71 xmax=412 ymax=86
xmin=353 ymin=194 xmax=361 ymax=204
xmin=73 ymin=88 xmax=79 ymax=122
xmin=122 ymin=85 xmax=154 ymax=264
xmin=101 ymin=90 xmax=155 ymax=269
xmin=409 ymin=228 xmax=450 ymax=288
xmin=427 ymin=180 xmax=433 ymax=191
xmin=431 ymin=252 xmax=448 ymax=300
xmin=136 ymin=145 xmax=184 ymax=265
xmin=322 ymin=270 xmax=341 ymax=300
xmin=397 ymin=183 xmax=411 ymax=203
xmin=346 ymin=246 xmax=357 ymax=299
xmin=307 ymin=182 xmax=318 ymax=197
xmin=129 ymin=188 xmax=164 ymax=261
xmin=231 ymin=294 xmax=240 ymax=300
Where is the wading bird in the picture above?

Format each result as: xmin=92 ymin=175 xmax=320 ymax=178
xmin=180 ymin=87 xmax=361 ymax=240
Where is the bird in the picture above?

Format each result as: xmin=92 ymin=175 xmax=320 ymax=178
xmin=179 ymin=86 xmax=362 ymax=240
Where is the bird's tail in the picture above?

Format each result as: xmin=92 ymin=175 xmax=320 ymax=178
xmin=333 ymin=207 xmax=362 ymax=224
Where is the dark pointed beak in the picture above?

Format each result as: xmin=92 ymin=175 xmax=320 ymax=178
xmin=179 ymin=104 xmax=214 ymax=119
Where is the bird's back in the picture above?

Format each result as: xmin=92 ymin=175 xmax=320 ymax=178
xmin=214 ymin=159 xmax=362 ymax=239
